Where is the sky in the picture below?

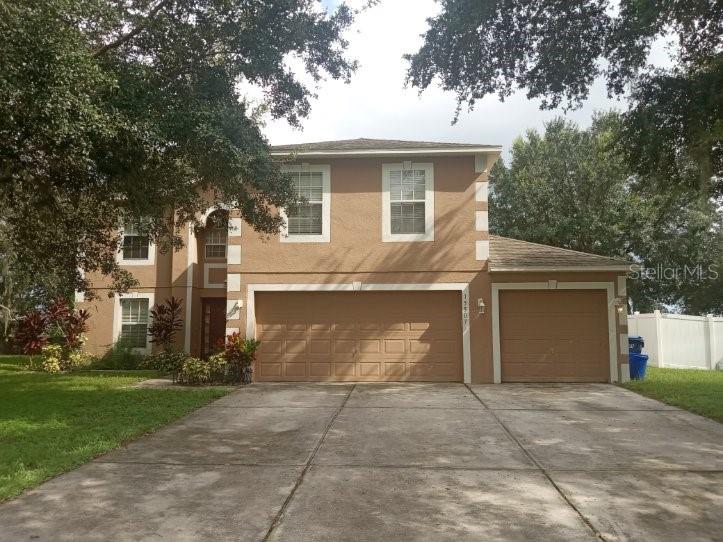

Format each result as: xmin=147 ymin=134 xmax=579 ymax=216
xmin=258 ymin=0 xmax=667 ymax=156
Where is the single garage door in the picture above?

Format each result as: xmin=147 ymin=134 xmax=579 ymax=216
xmin=499 ymin=289 xmax=610 ymax=382
xmin=254 ymin=291 xmax=462 ymax=381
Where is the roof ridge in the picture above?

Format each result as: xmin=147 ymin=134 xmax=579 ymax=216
xmin=270 ymin=137 xmax=499 ymax=150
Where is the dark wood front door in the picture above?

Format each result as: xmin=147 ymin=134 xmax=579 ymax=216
xmin=201 ymin=298 xmax=227 ymax=358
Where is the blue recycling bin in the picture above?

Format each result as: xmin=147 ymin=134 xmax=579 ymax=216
xmin=629 ymin=352 xmax=649 ymax=380
xmin=628 ymin=335 xmax=645 ymax=354
xmin=628 ymin=336 xmax=648 ymax=379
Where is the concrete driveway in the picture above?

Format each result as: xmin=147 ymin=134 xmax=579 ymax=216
xmin=1 ymin=383 xmax=721 ymax=541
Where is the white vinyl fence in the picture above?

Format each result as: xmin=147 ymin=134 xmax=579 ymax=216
xmin=627 ymin=310 xmax=723 ymax=370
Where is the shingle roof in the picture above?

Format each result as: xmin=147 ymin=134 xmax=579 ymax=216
xmin=270 ymin=138 xmax=500 ymax=154
xmin=489 ymin=235 xmax=633 ymax=271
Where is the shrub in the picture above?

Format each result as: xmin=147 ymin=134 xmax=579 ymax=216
xmin=142 ymin=350 xmax=186 ymax=378
xmin=148 ymin=297 xmax=184 ymax=350
xmin=66 ymin=349 xmax=92 ymax=371
xmin=39 ymin=344 xmax=63 ymax=373
xmin=14 ymin=310 xmax=49 ymax=355
xmin=207 ymin=353 xmax=227 ymax=382
xmin=90 ymin=339 xmax=143 ymax=370
xmin=177 ymin=357 xmax=209 ymax=385
xmin=222 ymin=333 xmax=261 ymax=384
xmin=13 ymin=300 xmax=91 ymax=371
xmin=35 ymin=344 xmax=93 ymax=373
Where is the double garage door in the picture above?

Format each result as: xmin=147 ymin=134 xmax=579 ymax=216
xmin=499 ymin=289 xmax=610 ymax=382
xmin=254 ymin=291 xmax=462 ymax=382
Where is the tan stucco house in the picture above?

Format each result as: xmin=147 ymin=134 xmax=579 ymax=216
xmin=79 ymin=138 xmax=633 ymax=384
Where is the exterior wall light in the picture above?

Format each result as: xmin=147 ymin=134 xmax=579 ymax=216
xmin=477 ymin=298 xmax=486 ymax=315
xmin=614 ymin=297 xmax=625 ymax=313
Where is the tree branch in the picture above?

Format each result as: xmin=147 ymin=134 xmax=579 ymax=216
xmin=93 ymin=0 xmax=174 ymax=58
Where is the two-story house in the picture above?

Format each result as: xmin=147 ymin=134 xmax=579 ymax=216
xmin=79 ymin=138 xmax=633 ymax=384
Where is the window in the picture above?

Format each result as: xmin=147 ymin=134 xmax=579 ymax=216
xmin=122 ymin=223 xmax=149 ymax=260
xmin=120 ymin=298 xmax=149 ymax=348
xmin=118 ymin=222 xmax=154 ymax=265
xmin=281 ymin=165 xmax=331 ymax=243
xmin=205 ymin=228 xmax=227 ymax=259
xmin=390 ymin=169 xmax=426 ymax=234
xmin=382 ymin=163 xmax=434 ymax=242
xmin=288 ymin=171 xmax=323 ymax=235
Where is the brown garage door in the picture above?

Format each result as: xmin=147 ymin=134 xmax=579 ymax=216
xmin=254 ymin=291 xmax=462 ymax=381
xmin=500 ymin=289 xmax=609 ymax=382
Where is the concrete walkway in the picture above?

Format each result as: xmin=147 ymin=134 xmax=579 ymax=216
xmin=1 ymin=383 xmax=721 ymax=541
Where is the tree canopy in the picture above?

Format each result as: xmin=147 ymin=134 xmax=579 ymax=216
xmin=490 ymin=113 xmax=723 ymax=314
xmin=0 ymin=0 xmax=356 ymax=300
xmin=407 ymin=0 xmax=722 ymax=197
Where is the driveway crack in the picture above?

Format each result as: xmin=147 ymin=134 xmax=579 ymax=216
xmin=465 ymin=384 xmax=608 ymax=542
xmin=262 ymin=384 xmax=356 ymax=541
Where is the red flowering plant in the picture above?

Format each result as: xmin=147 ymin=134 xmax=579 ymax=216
xmin=14 ymin=310 xmax=49 ymax=355
xmin=221 ymin=332 xmax=261 ymax=384
xmin=45 ymin=299 xmax=90 ymax=349
xmin=13 ymin=299 xmax=90 ymax=371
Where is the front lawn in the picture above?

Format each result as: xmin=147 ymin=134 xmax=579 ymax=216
xmin=622 ymin=366 xmax=723 ymax=423
xmin=0 ymin=355 xmax=231 ymax=501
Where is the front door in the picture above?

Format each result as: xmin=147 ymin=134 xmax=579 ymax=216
xmin=201 ymin=298 xmax=227 ymax=358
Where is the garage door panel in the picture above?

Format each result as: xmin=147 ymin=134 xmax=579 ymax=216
xmin=309 ymin=340 xmax=331 ymax=354
xmin=258 ymin=340 xmax=283 ymax=354
xmin=284 ymin=363 xmax=307 ymax=377
xmin=384 ymin=339 xmax=406 ymax=353
xmin=284 ymin=339 xmax=307 ymax=354
xmin=385 ymin=363 xmax=406 ymax=377
xmin=500 ymin=290 xmax=609 ymax=383
xmin=254 ymin=291 xmax=462 ymax=382
xmin=309 ymin=362 xmax=331 ymax=377
xmin=358 ymin=363 xmax=380 ymax=377
xmin=359 ymin=339 xmax=381 ymax=353
xmin=334 ymin=362 xmax=356 ymax=377
xmin=333 ymin=339 xmax=355 ymax=353
xmin=257 ymin=362 xmax=282 ymax=378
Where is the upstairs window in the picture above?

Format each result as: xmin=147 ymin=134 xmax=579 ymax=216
xmin=120 ymin=298 xmax=149 ymax=349
xmin=382 ymin=163 xmax=434 ymax=242
xmin=118 ymin=221 xmax=154 ymax=265
xmin=390 ymin=169 xmax=426 ymax=234
xmin=205 ymin=228 xmax=227 ymax=259
xmin=122 ymin=223 xmax=149 ymax=260
xmin=288 ymin=171 xmax=323 ymax=235
xmin=281 ymin=165 xmax=331 ymax=243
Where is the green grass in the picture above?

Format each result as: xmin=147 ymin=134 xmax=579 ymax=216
xmin=0 ymin=355 xmax=231 ymax=502
xmin=622 ymin=366 xmax=723 ymax=423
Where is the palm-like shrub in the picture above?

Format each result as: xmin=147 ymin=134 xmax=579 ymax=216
xmin=147 ymin=297 xmax=183 ymax=350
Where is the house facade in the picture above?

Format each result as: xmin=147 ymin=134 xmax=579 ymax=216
xmin=79 ymin=138 xmax=633 ymax=384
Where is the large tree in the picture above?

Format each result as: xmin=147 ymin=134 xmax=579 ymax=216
xmin=490 ymin=113 xmax=723 ymax=314
xmin=406 ymin=0 xmax=722 ymax=198
xmin=0 ymin=0 xmax=356 ymax=300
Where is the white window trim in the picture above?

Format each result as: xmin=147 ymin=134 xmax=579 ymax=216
xmin=490 ymin=282 xmax=619 ymax=384
xmin=113 ymin=292 xmax=155 ymax=355
xmin=117 ymin=224 xmax=156 ymax=266
xmin=382 ymin=162 xmax=434 ymax=242
xmin=245 ymin=282 xmax=471 ymax=383
xmin=279 ymin=164 xmax=331 ymax=243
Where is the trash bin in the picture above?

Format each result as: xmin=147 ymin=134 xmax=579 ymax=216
xmin=628 ymin=335 xmax=644 ymax=354
xmin=629 ymin=352 xmax=649 ymax=380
